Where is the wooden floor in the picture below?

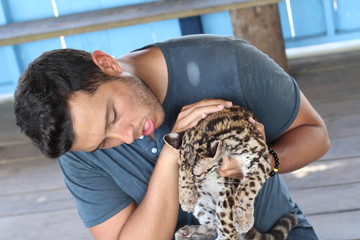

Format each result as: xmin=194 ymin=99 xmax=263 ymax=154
xmin=0 ymin=50 xmax=359 ymax=240
xmin=283 ymin=51 xmax=360 ymax=240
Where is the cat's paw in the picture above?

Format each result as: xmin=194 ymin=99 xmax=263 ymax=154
xmin=180 ymin=198 xmax=197 ymax=212
xmin=233 ymin=207 xmax=254 ymax=233
xmin=181 ymin=204 xmax=195 ymax=213
xmin=175 ymin=225 xmax=216 ymax=240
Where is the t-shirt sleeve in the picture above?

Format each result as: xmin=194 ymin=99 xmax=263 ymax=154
xmin=234 ymin=40 xmax=300 ymax=142
xmin=58 ymin=152 xmax=134 ymax=228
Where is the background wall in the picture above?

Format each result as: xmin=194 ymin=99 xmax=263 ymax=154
xmin=1 ymin=0 xmax=359 ymax=96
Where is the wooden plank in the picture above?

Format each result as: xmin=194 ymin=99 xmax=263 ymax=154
xmin=0 ymin=131 xmax=31 ymax=147
xmin=314 ymin=98 xmax=360 ymax=123
xmin=308 ymin=210 xmax=360 ymax=240
xmin=287 ymin=182 xmax=360 ymax=216
xmin=312 ymin=99 xmax=360 ymax=125
xmin=0 ymin=99 xmax=48 ymax=159
xmin=285 ymin=50 xmax=360 ymax=239
xmin=0 ymin=208 xmax=91 ymax=240
xmin=282 ymin=157 xmax=360 ymax=190
xmin=0 ymin=188 xmax=73 ymax=217
xmin=0 ymin=142 xmax=45 ymax=164
xmin=325 ymin=114 xmax=360 ymax=139
xmin=288 ymin=50 xmax=360 ymax=75
xmin=0 ymin=159 xmax=63 ymax=195
xmin=295 ymin=65 xmax=360 ymax=106
xmin=291 ymin=51 xmax=360 ymax=110
xmin=0 ymin=0 xmax=280 ymax=46
xmin=321 ymin=135 xmax=360 ymax=161
xmin=0 ymin=99 xmax=30 ymax=144
xmin=0 ymin=125 xmax=29 ymax=146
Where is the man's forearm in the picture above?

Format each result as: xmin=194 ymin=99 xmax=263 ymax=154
xmin=119 ymin=145 xmax=180 ymax=240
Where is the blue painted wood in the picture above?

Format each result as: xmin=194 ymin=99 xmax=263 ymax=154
xmin=5 ymin=0 xmax=54 ymax=22
xmin=54 ymin=0 xmax=156 ymax=15
xmin=0 ymin=46 xmax=20 ymax=95
xmin=323 ymin=0 xmax=336 ymax=36
xmin=2 ymin=0 xmax=360 ymax=96
xmin=148 ymin=19 xmax=182 ymax=44
xmin=278 ymin=0 xmax=292 ymax=39
xmin=0 ymin=0 xmax=182 ymax=95
xmin=285 ymin=30 xmax=360 ymax=48
xmin=63 ymin=20 xmax=181 ymax=57
xmin=334 ymin=0 xmax=360 ymax=32
xmin=289 ymin=0 xmax=327 ymax=39
xmin=0 ymin=0 xmax=19 ymax=94
xmin=279 ymin=0 xmax=360 ymax=48
xmin=4 ymin=0 xmax=62 ymax=71
xmin=179 ymin=16 xmax=203 ymax=36
xmin=56 ymin=0 xmax=181 ymax=57
xmin=200 ymin=11 xmax=233 ymax=36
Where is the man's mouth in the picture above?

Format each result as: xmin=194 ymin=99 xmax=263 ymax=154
xmin=142 ymin=119 xmax=155 ymax=136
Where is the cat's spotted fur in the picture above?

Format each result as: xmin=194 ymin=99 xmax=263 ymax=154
xmin=164 ymin=105 xmax=297 ymax=240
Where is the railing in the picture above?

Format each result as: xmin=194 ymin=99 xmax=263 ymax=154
xmin=0 ymin=0 xmax=280 ymax=46
xmin=0 ymin=0 xmax=284 ymax=95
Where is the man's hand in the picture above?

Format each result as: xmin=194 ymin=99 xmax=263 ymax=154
xmin=171 ymin=99 xmax=233 ymax=133
xmin=217 ymin=156 xmax=244 ymax=179
xmin=217 ymin=117 xmax=267 ymax=179
xmin=248 ymin=117 xmax=266 ymax=142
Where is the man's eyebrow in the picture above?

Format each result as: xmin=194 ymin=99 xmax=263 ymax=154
xmin=91 ymin=102 xmax=110 ymax=152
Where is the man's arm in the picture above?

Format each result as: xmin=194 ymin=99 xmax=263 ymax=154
xmin=218 ymin=91 xmax=330 ymax=177
xmin=269 ymin=91 xmax=330 ymax=173
xmin=89 ymin=99 xmax=232 ymax=240
xmin=89 ymin=144 xmax=179 ymax=240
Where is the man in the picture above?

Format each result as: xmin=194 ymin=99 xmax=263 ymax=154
xmin=14 ymin=34 xmax=330 ymax=239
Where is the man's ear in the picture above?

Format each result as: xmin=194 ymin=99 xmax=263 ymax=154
xmin=163 ymin=132 xmax=185 ymax=150
xmin=92 ymin=50 xmax=122 ymax=76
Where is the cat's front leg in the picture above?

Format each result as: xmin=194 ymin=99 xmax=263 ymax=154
xmin=215 ymin=185 xmax=239 ymax=240
xmin=233 ymin=172 xmax=267 ymax=233
xmin=179 ymin=171 xmax=198 ymax=212
xmin=232 ymin=197 xmax=254 ymax=234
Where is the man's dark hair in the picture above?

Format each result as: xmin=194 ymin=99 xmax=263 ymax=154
xmin=14 ymin=48 xmax=116 ymax=158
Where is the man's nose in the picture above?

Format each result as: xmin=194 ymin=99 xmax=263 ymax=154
xmin=109 ymin=125 xmax=135 ymax=144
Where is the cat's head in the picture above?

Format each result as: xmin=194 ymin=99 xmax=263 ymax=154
xmin=164 ymin=131 xmax=223 ymax=178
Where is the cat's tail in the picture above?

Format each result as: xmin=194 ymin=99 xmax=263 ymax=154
xmin=243 ymin=213 xmax=298 ymax=240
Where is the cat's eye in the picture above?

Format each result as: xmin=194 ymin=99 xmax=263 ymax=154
xmin=196 ymin=149 xmax=204 ymax=153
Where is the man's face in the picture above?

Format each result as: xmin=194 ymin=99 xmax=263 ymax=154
xmin=68 ymin=74 xmax=165 ymax=152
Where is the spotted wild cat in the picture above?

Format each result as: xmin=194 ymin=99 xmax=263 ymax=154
xmin=164 ymin=105 xmax=297 ymax=240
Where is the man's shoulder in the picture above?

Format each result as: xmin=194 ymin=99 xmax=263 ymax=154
xmin=58 ymin=150 xmax=98 ymax=170
xmin=156 ymin=34 xmax=247 ymax=48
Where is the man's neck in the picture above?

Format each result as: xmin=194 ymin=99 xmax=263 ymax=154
xmin=117 ymin=47 xmax=168 ymax=104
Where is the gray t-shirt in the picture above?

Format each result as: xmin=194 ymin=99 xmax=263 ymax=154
xmin=59 ymin=34 xmax=308 ymax=232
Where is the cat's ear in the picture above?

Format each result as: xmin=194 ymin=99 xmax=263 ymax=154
xmin=208 ymin=139 xmax=222 ymax=159
xmin=193 ymin=140 xmax=222 ymax=176
xmin=163 ymin=132 xmax=185 ymax=150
